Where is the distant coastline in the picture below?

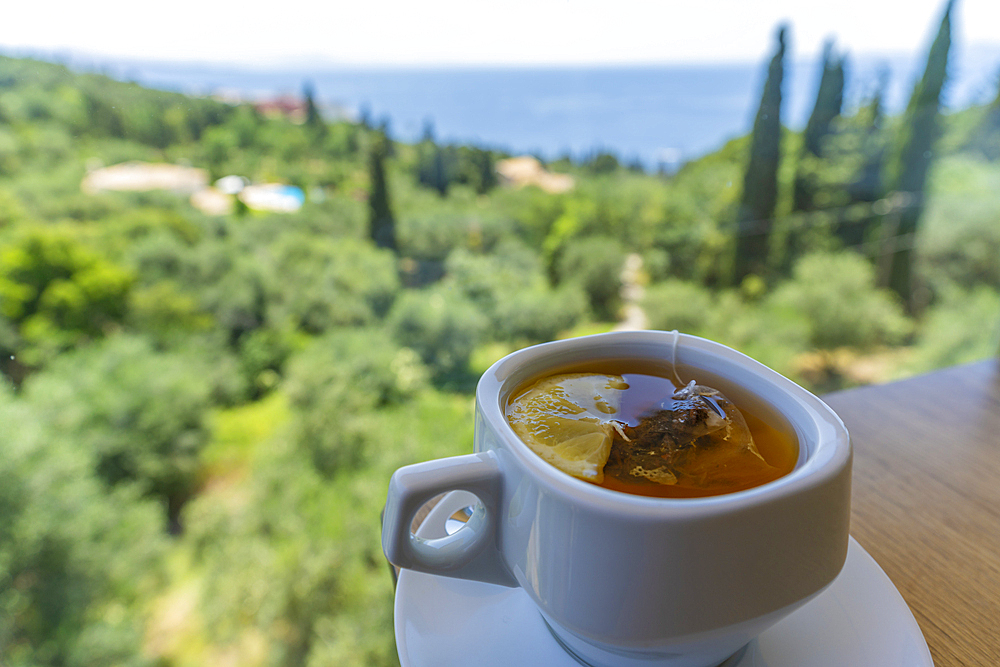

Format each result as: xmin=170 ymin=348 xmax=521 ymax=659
xmin=12 ymin=45 xmax=1000 ymax=167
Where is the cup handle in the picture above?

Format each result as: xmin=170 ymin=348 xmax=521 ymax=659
xmin=382 ymin=451 xmax=517 ymax=587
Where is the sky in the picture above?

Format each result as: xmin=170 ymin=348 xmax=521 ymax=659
xmin=2 ymin=0 xmax=998 ymax=68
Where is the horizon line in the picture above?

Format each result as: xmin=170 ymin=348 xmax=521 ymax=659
xmin=6 ymin=42 xmax=1000 ymax=73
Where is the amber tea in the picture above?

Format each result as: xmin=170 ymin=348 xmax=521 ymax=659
xmin=504 ymin=363 xmax=798 ymax=498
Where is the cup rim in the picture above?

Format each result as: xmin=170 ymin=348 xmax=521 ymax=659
xmin=476 ymin=330 xmax=851 ymax=518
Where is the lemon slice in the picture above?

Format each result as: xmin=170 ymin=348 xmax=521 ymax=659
xmin=506 ymin=373 xmax=628 ymax=483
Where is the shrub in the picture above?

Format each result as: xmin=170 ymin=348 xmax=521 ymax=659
xmin=0 ymin=228 xmax=134 ymax=364
xmin=906 ymin=286 xmax=1000 ymax=375
xmin=387 ymin=286 xmax=487 ymax=382
xmin=642 ymin=280 xmax=810 ymax=377
xmin=284 ymin=328 xmax=427 ymax=475
xmin=444 ymin=242 xmax=540 ymax=312
xmin=769 ymin=251 xmax=912 ymax=350
xmin=919 ymin=168 xmax=1000 ymax=291
xmin=441 ymin=242 xmax=584 ymax=344
xmin=556 ymin=235 xmax=626 ymax=321
xmin=642 ymin=279 xmax=715 ymax=334
xmin=21 ymin=334 xmax=216 ymax=529
xmin=398 ymin=210 xmax=511 ymax=261
xmin=493 ymin=283 xmax=587 ymax=343
xmin=0 ymin=388 xmax=164 ymax=667
xmin=268 ymin=234 xmax=399 ymax=333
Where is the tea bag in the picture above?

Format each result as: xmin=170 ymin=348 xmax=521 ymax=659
xmin=603 ymin=380 xmax=774 ymax=491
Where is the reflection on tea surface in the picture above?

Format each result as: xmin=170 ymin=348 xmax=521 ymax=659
xmin=505 ymin=366 xmax=797 ymax=498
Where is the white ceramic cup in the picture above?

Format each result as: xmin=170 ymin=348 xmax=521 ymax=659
xmin=382 ymin=331 xmax=852 ymax=667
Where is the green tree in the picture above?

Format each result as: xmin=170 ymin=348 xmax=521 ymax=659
xmin=825 ymin=77 xmax=892 ymax=251
xmin=734 ymin=25 xmax=787 ymax=283
xmin=387 ymin=285 xmax=486 ymax=382
xmin=367 ymin=133 xmax=397 ymax=252
xmin=444 ymin=243 xmax=586 ymax=342
xmin=793 ymin=41 xmax=845 ymax=213
xmin=80 ymin=89 xmax=125 ymax=139
xmin=22 ymin=335 xmax=217 ymax=531
xmin=0 ymin=390 xmax=164 ymax=667
xmin=556 ymin=235 xmax=626 ymax=321
xmin=0 ymin=228 xmax=133 ymax=364
xmin=428 ymin=144 xmax=451 ymax=197
xmin=284 ymin=327 xmax=426 ymax=475
xmin=641 ymin=280 xmax=810 ymax=377
xmin=583 ymin=151 xmax=620 ymax=175
xmin=883 ymin=0 xmax=953 ymax=307
xmin=185 ymin=456 xmax=350 ymax=667
xmin=905 ymin=285 xmax=1000 ymax=374
xmin=201 ymin=124 xmax=236 ymax=179
xmin=415 ymin=121 xmax=452 ymax=197
xmin=188 ymin=239 xmax=275 ymax=344
xmin=267 ymin=233 xmax=399 ymax=333
xmin=465 ymin=147 xmax=498 ymax=194
xmin=847 ymin=73 xmax=889 ymax=206
xmin=642 ymin=279 xmax=716 ymax=334
xmin=303 ymin=80 xmax=327 ymax=139
xmin=770 ymin=251 xmax=912 ymax=350
xmin=397 ymin=210 xmax=510 ymax=262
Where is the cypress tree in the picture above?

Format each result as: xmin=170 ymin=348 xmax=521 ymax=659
xmin=302 ymin=81 xmax=328 ymax=147
xmin=421 ymin=118 xmax=435 ymax=143
xmin=377 ymin=117 xmax=396 ymax=157
xmin=793 ymin=41 xmax=845 ymax=212
xmin=417 ymin=132 xmax=435 ymax=190
xmin=734 ymin=25 xmax=787 ymax=284
xmin=417 ymin=120 xmax=433 ymax=188
xmin=472 ymin=148 xmax=497 ymax=195
xmin=837 ymin=75 xmax=889 ymax=249
xmin=368 ymin=133 xmax=397 ymax=252
xmin=416 ymin=120 xmax=450 ymax=196
xmin=303 ymin=81 xmax=323 ymax=129
xmin=849 ymin=72 xmax=888 ymax=205
xmin=358 ymin=104 xmax=372 ymax=129
xmin=884 ymin=0 xmax=953 ymax=307
xmin=431 ymin=145 xmax=449 ymax=197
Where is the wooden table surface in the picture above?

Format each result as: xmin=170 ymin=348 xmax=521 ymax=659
xmin=823 ymin=358 xmax=1000 ymax=667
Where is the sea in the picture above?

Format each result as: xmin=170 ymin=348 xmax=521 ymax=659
xmin=60 ymin=43 xmax=1000 ymax=169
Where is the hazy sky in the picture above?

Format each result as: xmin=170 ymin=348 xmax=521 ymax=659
xmin=2 ymin=0 xmax=998 ymax=67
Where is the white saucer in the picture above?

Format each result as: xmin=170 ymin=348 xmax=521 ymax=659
xmin=395 ymin=492 xmax=932 ymax=667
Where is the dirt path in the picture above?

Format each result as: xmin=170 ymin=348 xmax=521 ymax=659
xmin=613 ymin=253 xmax=649 ymax=331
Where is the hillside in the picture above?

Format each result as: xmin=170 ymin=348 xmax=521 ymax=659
xmin=0 ymin=54 xmax=998 ymax=666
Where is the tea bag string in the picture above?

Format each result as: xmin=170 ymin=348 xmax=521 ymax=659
xmin=669 ymin=329 xmax=695 ymax=398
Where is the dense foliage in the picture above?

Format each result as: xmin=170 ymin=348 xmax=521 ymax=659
xmin=1 ymin=13 xmax=999 ymax=664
